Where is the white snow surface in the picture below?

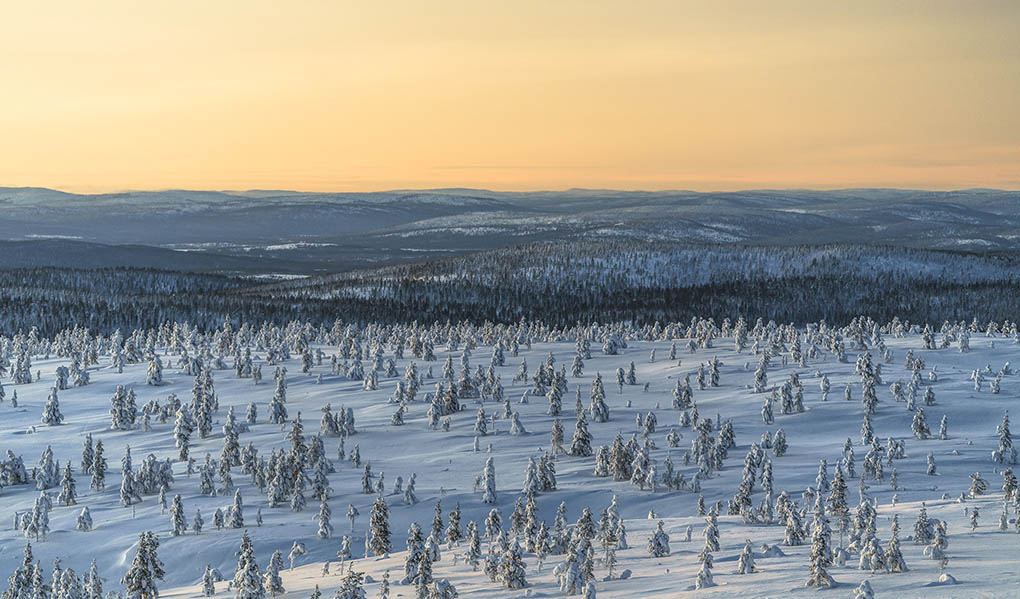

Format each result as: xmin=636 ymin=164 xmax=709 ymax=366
xmin=3 ymin=332 xmax=1020 ymax=598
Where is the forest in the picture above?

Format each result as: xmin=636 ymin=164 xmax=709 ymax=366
xmin=3 ymin=242 xmax=1019 ymax=336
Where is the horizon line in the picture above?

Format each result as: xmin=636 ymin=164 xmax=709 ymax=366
xmin=2 ymin=185 xmax=1017 ymax=196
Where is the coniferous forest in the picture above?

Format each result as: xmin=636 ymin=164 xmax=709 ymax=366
xmin=1 ymin=232 xmax=1019 ymax=599
xmin=3 ymin=242 xmax=1020 ymax=336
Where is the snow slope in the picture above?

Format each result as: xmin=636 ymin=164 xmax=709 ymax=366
xmin=2 ymin=328 xmax=1019 ymax=598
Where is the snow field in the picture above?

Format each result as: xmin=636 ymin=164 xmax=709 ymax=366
xmin=2 ymin=328 xmax=1019 ymax=598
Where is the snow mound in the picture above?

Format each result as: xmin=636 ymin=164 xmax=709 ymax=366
xmin=928 ymin=573 xmax=958 ymax=586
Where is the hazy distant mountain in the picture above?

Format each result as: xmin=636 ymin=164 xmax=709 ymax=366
xmin=0 ymin=187 xmax=1016 ymax=272
xmin=0 ymin=187 xmax=513 ymax=245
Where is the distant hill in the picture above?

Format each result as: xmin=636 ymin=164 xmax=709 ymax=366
xmin=0 ymin=187 xmax=1017 ymax=272
xmin=0 ymin=239 xmax=310 ymax=272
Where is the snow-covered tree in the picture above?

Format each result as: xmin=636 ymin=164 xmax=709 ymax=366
xmin=263 ymin=550 xmax=285 ymax=597
xmin=694 ymin=548 xmax=715 ymax=589
xmin=772 ymin=429 xmax=787 ymax=457
xmin=913 ymin=504 xmax=933 ymax=545
xmin=994 ymin=412 xmax=1017 ymax=464
xmin=647 ymin=521 xmax=670 ymax=557
xmin=853 ymin=580 xmax=875 ymax=599
xmin=41 ymin=387 xmax=64 ymax=425
xmin=736 ymin=539 xmax=755 ymax=574
xmin=170 ymin=495 xmax=186 ymax=536
xmin=316 ymin=495 xmax=332 ymax=539
xmin=90 ymin=440 xmax=107 ymax=491
xmin=233 ymin=531 xmax=265 ymax=599
xmin=569 ymin=413 xmax=593 ymax=457
xmin=146 ymin=355 xmax=163 ymax=386
xmin=805 ymin=520 xmax=834 ymax=588
xmin=334 ymin=569 xmax=366 ymax=599
xmin=912 ymin=408 xmax=930 ymax=440
xmin=368 ymin=496 xmax=391 ymax=556
xmin=57 ymin=462 xmax=77 ymax=506
xmin=202 ymin=566 xmax=216 ymax=597
xmin=121 ymin=531 xmax=165 ymax=599
xmin=496 ymin=540 xmax=527 ymax=589
xmin=84 ymin=559 xmax=102 ymax=599
xmin=76 ymin=507 xmax=93 ymax=532
xmin=969 ymin=471 xmax=989 ymax=497
xmin=885 ymin=514 xmax=908 ymax=573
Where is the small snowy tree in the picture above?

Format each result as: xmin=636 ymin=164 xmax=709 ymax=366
xmin=170 ymin=495 xmax=186 ymax=536
xmin=569 ymin=413 xmax=593 ymax=457
xmin=694 ymin=548 xmax=715 ymax=589
xmin=57 ymin=462 xmax=77 ymax=506
xmin=121 ymin=531 xmax=165 ymax=599
xmin=647 ymin=521 xmax=670 ymax=557
xmin=316 ymin=495 xmax=332 ymax=539
xmin=263 ymin=550 xmax=285 ymax=597
xmin=496 ymin=541 xmax=527 ymax=589
xmin=885 ymin=514 xmax=908 ymax=573
xmin=853 ymin=580 xmax=874 ymax=599
xmin=146 ymin=355 xmax=163 ymax=386
xmin=73 ymin=505 xmax=93 ymax=531
xmin=481 ymin=457 xmax=497 ymax=504
xmin=912 ymin=408 xmax=930 ymax=440
xmin=736 ymin=539 xmax=755 ymax=574
xmin=41 ymin=387 xmax=64 ymax=425
xmin=233 ymin=531 xmax=265 ymax=599
xmin=805 ymin=520 xmax=834 ymax=588
xmin=202 ymin=566 xmax=216 ymax=597
xmin=969 ymin=472 xmax=989 ymax=497
xmin=368 ymin=496 xmax=392 ymax=556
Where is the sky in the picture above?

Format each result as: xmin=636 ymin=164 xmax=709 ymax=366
xmin=1 ymin=1 xmax=1018 ymax=193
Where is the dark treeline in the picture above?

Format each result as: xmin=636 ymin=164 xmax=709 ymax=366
xmin=250 ymin=276 xmax=1020 ymax=328
xmin=2 ymin=243 xmax=1020 ymax=335
xmin=0 ymin=267 xmax=245 ymax=295
xmin=252 ymin=240 xmax=1020 ymax=294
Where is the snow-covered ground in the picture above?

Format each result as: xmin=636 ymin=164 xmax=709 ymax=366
xmin=3 ymin=327 xmax=1019 ymax=598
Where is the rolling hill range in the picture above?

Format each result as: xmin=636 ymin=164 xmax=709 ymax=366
xmin=1 ymin=187 xmax=1017 ymax=273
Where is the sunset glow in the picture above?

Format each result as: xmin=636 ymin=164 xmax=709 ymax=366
xmin=2 ymin=1 xmax=1017 ymax=192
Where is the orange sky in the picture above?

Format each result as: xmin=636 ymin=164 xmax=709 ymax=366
xmin=1 ymin=1 xmax=1018 ymax=193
